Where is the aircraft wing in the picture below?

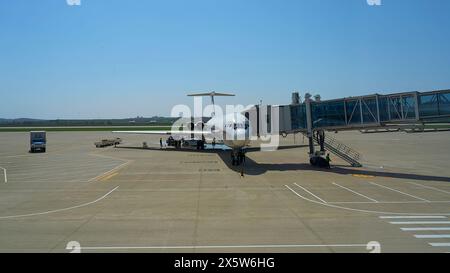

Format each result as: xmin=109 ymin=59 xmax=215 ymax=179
xmin=112 ymin=130 xmax=212 ymax=136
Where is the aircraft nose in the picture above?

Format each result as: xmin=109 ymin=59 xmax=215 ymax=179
xmin=235 ymin=128 xmax=250 ymax=140
xmin=225 ymin=128 xmax=246 ymax=140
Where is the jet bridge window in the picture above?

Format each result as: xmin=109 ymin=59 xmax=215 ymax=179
xmin=290 ymin=104 xmax=307 ymax=130
xmin=311 ymin=100 xmax=346 ymax=128
xmin=419 ymin=94 xmax=439 ymax=117
xmin=378 ymin=97 xmax=389 ymax=121
xmin=439 ymin=92 xmax=450 ymax=115
xmin=361 ymin=97 xmax=379 ymax=123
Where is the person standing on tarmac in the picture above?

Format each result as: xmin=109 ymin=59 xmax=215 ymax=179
xmin=159 ymin=138 xmax=163 ymax=149
xmin=325 ymin=153 xmax=331 ymax=169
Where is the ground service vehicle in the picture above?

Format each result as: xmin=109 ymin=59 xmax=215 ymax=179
xmin=95 ymin=138 xmax=122 ymax=148
xmin=30 ymin=131 xmax=46 ymax=153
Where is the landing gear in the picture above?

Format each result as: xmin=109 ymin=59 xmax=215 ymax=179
xmin=231 ymin=151 xmax=238 ymax=166
xmin=231 ymin=149 xmax=246 ymax=166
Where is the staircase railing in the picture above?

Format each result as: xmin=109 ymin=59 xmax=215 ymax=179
xmin=303 ymin=132 xmax=363 ymax=167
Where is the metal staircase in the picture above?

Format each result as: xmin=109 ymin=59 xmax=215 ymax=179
xmin=303 ymin=132 xmax=363 ymax=167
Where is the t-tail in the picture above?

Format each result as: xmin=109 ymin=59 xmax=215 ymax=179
xmin=187 ymin=91 xmax=235 ymax=117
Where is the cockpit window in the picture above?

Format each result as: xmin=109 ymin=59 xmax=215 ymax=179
xmin=227 ymin=123 xmax=247 ymax=130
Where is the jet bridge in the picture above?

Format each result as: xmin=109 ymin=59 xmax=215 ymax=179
xmin=256 ymin=89 xmax=450 ymax=167
xmin=278 ymin=89 xmax=450 ymax=133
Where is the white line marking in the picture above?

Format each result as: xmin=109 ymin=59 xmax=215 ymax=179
xmin=0 ymin=167 xmax=6 ymax=183
xmin=429 ymin=243 xmax=450 ymax=247
xmin=332 ymin=182 xmax=378 ymax=202
xmin=408 ymin=182 xmax=450 ymax=195
xmin=390 ymin=221 xmax=450 ymax=225
xmin=4 ymin=154 xmax=31 ymax=158
xmin=370 ymin=182 xmax=430 ymax=202
xmin=380 ymin=216 xmax=447 ymax=219
xmin=284 ymin=185 xmax=450 ymax=216
xmin=0 ymin=186 xmax=119 ymax=219
xmin=329 ymin=201 xmax=450 ymax=204
xmin=401 ymin=227 xmax=450 ymax=231
xmin=294 ymin=183 xmax=327 ymax=203
xmin=79 ymin=244 xmax=369 ymax=251
xmin=414 ymin=235 xmax=450 ymax=239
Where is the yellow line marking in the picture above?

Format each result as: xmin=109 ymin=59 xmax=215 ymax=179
xmin=89 ymin=160 xmax=132 ymax=182
xmin=352 ymin=174 xmax=376 ymax=178
xmin=100 ymin=172 xmax=119 ymax=181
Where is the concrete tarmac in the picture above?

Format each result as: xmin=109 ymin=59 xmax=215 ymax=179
xmin=0 ymin=131 xmax=449 ymax=253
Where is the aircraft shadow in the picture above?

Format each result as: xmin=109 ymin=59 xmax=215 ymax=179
xmin=227 ymin=155 xmax=450 ymax=182
xmin=115 ymin=145 xmax=450 ymax=183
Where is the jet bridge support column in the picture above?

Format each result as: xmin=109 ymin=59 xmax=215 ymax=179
xmin=305 ymin=96 xmax=315 ymax=156
xmin=318 ymin=130 xmax=325 ymax=153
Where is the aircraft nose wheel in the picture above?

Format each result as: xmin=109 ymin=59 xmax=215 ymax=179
xmin=231 ymin=152 xmax=239 ymax=166
xmin=231 ymin=150 xmax=246 ymax=166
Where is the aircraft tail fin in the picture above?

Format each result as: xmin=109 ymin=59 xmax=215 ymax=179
xmin=187 ymin=91 xmax=235 ymax=117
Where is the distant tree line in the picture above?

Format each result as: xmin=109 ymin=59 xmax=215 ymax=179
xmin=0 ymin=117 xmax=177 ymax=127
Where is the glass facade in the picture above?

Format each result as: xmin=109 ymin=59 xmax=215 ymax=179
xmin=418 ymin=91 xmax=450 ymax=117
xmin=419 ymin=94 xmax=438 ymax=117
xmin=402 ymin=95 xmax=416 ymax=119
xmin=378 ymin=97 xmax=390 ymax=121
xmin=389 ymin=96 xmax=403 ymax=120
xmin=280 ymin=90 xmax=449 ymax=131
xmin=438 ymin=93 xmax=450 ymax=115
xmin=311 ymin=100 xmax=346 ymax=127
xmin=290 ymin=104 xmax=306 ymax=130
xmin=345 ymin=100 xmax=361 ymax=125
xmin=361 ymin=97 xmax=378 ymax=123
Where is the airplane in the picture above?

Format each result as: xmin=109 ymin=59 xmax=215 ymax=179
xmin=113 ymin=92 xmax=256 ymax=166
xmin=114 ymin=88 xmax=450 ymax=170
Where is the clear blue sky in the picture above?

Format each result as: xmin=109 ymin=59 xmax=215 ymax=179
xmin=1 ymin=0 xmax=450 ymax=119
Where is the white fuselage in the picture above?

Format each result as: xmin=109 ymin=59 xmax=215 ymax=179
xmin=203 ymin=113 xmax=252 ymax=149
